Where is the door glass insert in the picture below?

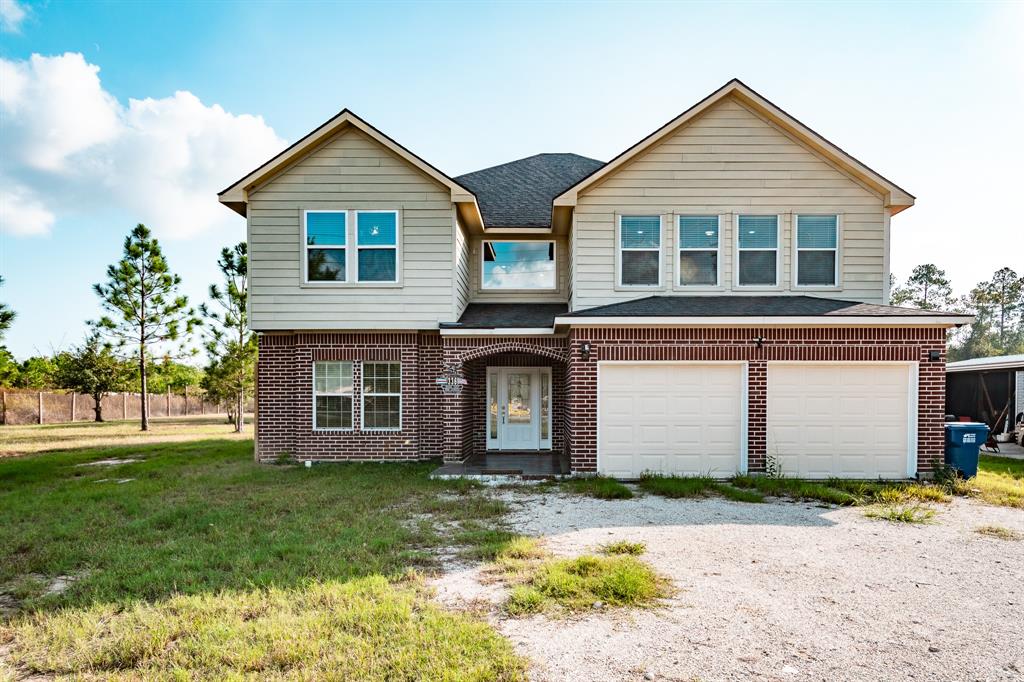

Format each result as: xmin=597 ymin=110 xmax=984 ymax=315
xmin=489 ymin=372 xmax=498 ymax=439
xmin=507 ymin=373 xmax=532 ymax=424
xmin=540 ymin=372 xmax=550 ymax=440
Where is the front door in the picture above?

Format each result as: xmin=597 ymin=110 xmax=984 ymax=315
xmin=487 ymin=367 xmax=552 ymax=450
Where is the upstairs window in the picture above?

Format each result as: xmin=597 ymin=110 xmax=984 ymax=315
xmin=313 ymin=361 xmax=353 ymax=429
xmin=678 ymin=216 xmax=720 ymax=286
xmin=619 ymin=215 xmax=662 ymax=287
xmin=482 ymin=241 xmax=556 ymax=289
xmin=362 ymin=362 xmax=402 ymax=430
xmin=356 ymin=211 xmax=399 ymax=282
xmin=736 ymin=215 xmax=779 ymax=287
xmin=305 ymin=211 xmax=347 ymax=282
xmin=795 ymin=215 xmax=839 ymax=287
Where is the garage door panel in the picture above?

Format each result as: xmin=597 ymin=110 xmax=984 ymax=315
xmin=767 ymin=364 xmax=912 ymax=480
xmin=599 ymin=364 xmax=744 ymax=478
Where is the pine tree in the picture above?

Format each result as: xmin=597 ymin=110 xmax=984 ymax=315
xmin=199 ymin=242 xmax=255 ymax=433
xmin=973 ymin=267 xmax=1023 ymax=349
xmin=92 ymin=224 xmax=200 ymax=431
xmin=0 ymin=276 xmax=14 ymax=341
xmin=890 ymin=264 xmax=954 ymax=310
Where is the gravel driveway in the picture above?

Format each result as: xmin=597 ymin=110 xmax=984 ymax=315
xmin=432 ymin=489 xmax=1024 ymax=682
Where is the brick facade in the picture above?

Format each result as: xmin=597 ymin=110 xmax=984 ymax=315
xmin=257 ymin=327 xmax=946 ymax=477
xmin=565 ymin=326 xmax=947 ymax=475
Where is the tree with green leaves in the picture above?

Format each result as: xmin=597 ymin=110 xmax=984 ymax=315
xmin=890 ymin=264 xmax=954 ymax=310
xmin=971 ymin=267 xmax=1023 ymax=348
xmin=55 ymin=333 xmax=131 ymax=421
xmin=15 ymin=355 xmax=59 ymax=389
xmin=0 ymin=347 xmax=19 ymax=387
xmin=92 ymin=224 xmax=200 ymax=431
xmin=0 ymin=276 xmax=14 ymax=341
xmin=200 ymin=242 xmax=255 ymax=432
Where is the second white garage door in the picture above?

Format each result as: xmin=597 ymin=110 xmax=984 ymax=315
xmin=598 ymin=363 xmax=745 ymax=478
xmin=767 ymin=363 xmax=915 ymax=479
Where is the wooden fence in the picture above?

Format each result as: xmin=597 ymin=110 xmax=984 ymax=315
xmin=0 ymin=389 xmax=252 ymax=426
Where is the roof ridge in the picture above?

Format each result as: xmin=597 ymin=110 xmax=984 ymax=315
xmin=455 ymin=152 xmax=603 ymax=179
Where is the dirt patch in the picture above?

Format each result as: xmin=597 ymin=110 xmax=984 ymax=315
xmin=436 ymin=488 xmax=1024 ymax=681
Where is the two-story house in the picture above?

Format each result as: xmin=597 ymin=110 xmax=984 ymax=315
xmin=219 ymin=79 xmax=970 ymax=479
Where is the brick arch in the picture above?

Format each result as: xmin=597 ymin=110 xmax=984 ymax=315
xmin=454 ymin=341 xmax=569 ymax=365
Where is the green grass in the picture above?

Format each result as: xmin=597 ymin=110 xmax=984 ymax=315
xmin=972 ymin=455 xmax=1024 ymax=509
xmin=519 ymin=555 xmax=667 ymax=613
xmin=0 ymin=427 xmax=529 ymax=678
xmin=600 ymin=540 xmax=646 ymax=556
xmin=3 ymin=576 xmax=526 ymax=680
xmin=864 ymin=504 xmax=936 ymax=524
xmin=974 ymin=524 xmax=1023 ymax=541
xmin=561 ymin=475 xmax=634 ymax=499
xmin=638 ymin=474 xmax=765 ymax=503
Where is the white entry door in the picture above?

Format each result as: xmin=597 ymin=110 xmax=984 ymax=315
xmin=487 ymin=367 xmax=552 ymax=450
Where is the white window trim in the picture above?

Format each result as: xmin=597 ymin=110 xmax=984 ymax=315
xmin=793 ymin=213 xmax=841 ymax=290
xmin=676 ymin=214 xmax=722 ymax=288
xmin=355 ymin=209 xmax=401 ymax=284
xmin=616 ymin=214 xmax=663 ymax=289
xmin=361 ymin=361 xmax=402 ymax=432
xmin=301 ymin=209 xmax=402 ymax=287
xmin=480 ymin=239 xmax=558 ymax=292
xmin=733 ymin=213 xmax=782 ymax=289
xmin=312 ymin=360 xmax=354 ymax=431
xmin=303 ymin=210 xmax=348 ymax=285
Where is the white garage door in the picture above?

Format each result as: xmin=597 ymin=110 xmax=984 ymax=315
xmin=767 ymin=363 xmax=915 ymax=479
xmin=598 ymin=363 xmax=745 ymax=479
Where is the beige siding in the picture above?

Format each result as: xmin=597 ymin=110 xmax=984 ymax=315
xmin=571 ymin=96 xmax=887 ymax=310
xmin=247 ymin=128 xmax=457 ymax=330
xmin=454 ymin=217 xmax=471 ymax=317
xmin=468 ymin=234 xmax=569 ymax=304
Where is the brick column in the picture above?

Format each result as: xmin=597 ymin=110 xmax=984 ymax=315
xmin=567 ymin=330 xmax=598 ymax=473
xmin=441 ymin=349 xmax=465 ymax=463
xmin=746 ymin=360 xmax=767 ymax=472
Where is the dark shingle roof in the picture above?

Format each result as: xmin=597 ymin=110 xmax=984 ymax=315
xmin=561 ymin=296 xmax=972 ymax=318
xmin=443 ymin=303 xmax=569 ymax=329
xmin=455 ymin=153 xmax=604 ymax=228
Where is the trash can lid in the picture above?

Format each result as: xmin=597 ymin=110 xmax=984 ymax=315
xmin=944 ymin=422 xmax=988 ymax=429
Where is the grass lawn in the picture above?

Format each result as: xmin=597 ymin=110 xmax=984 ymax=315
xmin=0 ymin=415 xmax=253 ymax=456
xmin=0 ymin=424 xmax=525 ymax=679
xmin=973 ymin=454 xmax=1024 ymax=508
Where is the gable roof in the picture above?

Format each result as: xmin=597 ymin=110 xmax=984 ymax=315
xmin=554 ymin=79 xmax=915 ymax=215
xmin=217 ymin=108 xmax=482 ymax=227
xmin=455 ymin=153 xmax=604 ymax=228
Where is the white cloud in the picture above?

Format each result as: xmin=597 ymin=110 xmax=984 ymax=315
xmin=0 ymin=0 xmax=26 ymax=32
xmin=0 ymin=53 xmax=286 ymax=238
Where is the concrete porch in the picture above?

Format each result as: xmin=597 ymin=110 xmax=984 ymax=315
xmin=431 ymin=451 xmax=571 ymax=480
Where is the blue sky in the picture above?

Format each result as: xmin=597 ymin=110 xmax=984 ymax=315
xmin=1 ymin=0 xmax=1022 ymax=359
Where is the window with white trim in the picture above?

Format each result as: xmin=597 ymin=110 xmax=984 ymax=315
xmin=619 ymin=215 xmax=661 ymax=286
xmin=362 ymin=362 xmax=401 ymax=429
xmin=305 ymin=212 xmax=347 ymax=282
xmin=356 ymin=211 xmax=399 ymax=282
xmin=736 ymin=215 xmax=779 ymax=286
xmin=313 ymin=361 xmax=353 ymax=429
xmin=795 ymin=215 xmax=839 ymax=287
xmin=678 ymin=216 xmax=719 ymax=286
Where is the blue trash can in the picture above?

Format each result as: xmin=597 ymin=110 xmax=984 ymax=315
xmin=944 ymin=423 xmax=989 ymax=478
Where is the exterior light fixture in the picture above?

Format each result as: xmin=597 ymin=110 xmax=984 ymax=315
xmin=580 ymin=342 xmax=592 ymax=360
xmin=753 ymin=335 xmax=766 ymax=349
xmin=928 ymin=350 xmax=941 ymax=362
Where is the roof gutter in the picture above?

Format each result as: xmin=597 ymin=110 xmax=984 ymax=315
xmin=554 ymin=315 xmax=974 ymax=328
xmin=947 ymin=359 xmax=1024 ymax=373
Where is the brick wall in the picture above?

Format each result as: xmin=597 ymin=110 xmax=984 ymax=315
xmin=566 ymin=327 xmax=947 ymax=476
xmin=256 ymin=332 xmax=425 ymax=462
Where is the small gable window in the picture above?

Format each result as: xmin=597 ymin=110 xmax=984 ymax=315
xmin=736 ymin=215 xmax=779 ymax=287
xmin=678 ymin=216 xmax=720 ymax=286
xmin=356 ymin=211 xmax=399 ymax=283
xmin=482 ymin=241 xmax=556 ymax=290
xmin=305 ymin=211 xmax=347 ymax=282
xmin=619 ymin=215 xmax=662 ymax=287
xmin=795 ymin=215 xmax=839 ymax=287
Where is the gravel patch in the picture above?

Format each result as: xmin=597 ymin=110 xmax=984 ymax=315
xmin=437 ymin=488 xmax=1024 ymax=681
